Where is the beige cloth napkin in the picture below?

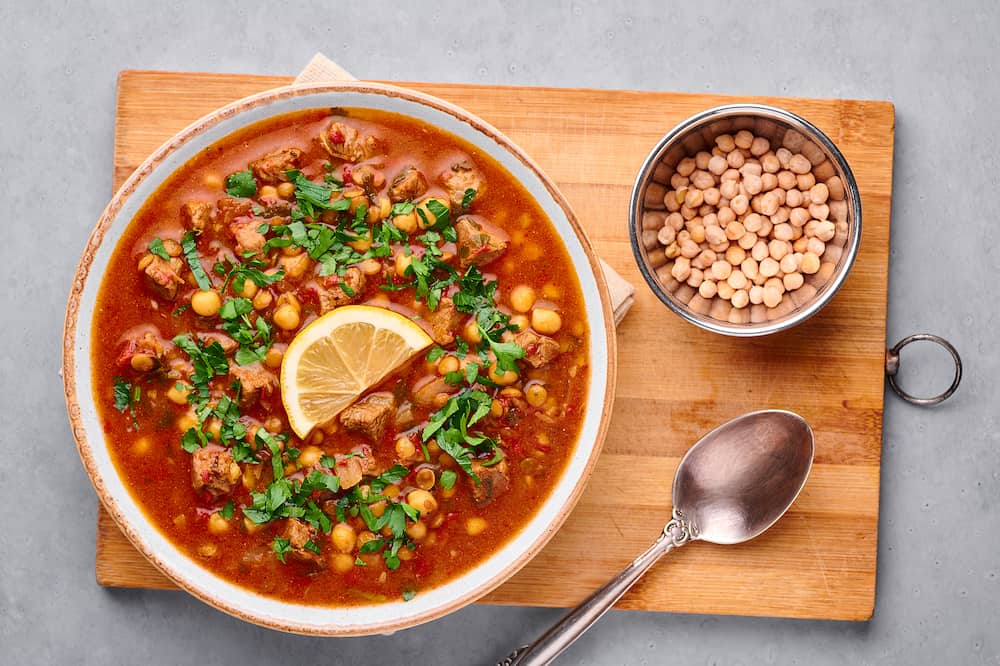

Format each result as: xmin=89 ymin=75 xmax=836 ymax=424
xmin=294 ymin=53 xmax=635 ymax=324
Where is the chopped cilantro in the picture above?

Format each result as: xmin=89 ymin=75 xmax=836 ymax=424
xmin=219 ymin=500 xmax=235 ymax=520
xmin=439 ymin=470 xmax=458 ymax=490
xmin=225 ymin=169 xmax=257 ymax=198
xmin=391 ymin=201 xmax=415 ymax=216
xmin=402 ymin=589 xmax=417 ymax=602
xmin=416 ymin=198 xmax=451 ymax=231
xmin=426 ymin=346 xmax=445 ymax=362
xmin=148 ymin=237 xmax=169 ymax=260
xmin=462 ymin=188 xmax=476 ymax=208
xmin=112 ymin=376 xmax=140 ymax=428
xmin=272 ymin=536 xmax=291 ymax=563
xmin=172 ymin=334 xmax=228 ymax=399
xmin=180 ymin=231 xmax=212 ymax=290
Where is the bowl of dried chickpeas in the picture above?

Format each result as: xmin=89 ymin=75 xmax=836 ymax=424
xmin=629 ymin=104 xmax=862 ymax=335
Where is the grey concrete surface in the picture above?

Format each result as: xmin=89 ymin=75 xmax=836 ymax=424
xmin=1 ymin=0 xmax=996 ymax=664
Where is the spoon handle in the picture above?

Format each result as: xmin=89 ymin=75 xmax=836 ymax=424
xmin=500 ymin=521 xmax=692 ymax=666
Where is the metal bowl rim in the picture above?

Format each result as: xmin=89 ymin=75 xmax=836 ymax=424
xmin=628 ymin=103 xmax=863 ymax=337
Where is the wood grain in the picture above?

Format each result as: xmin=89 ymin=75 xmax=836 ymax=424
xmin=95 ymin=70 xmax=894 ymax=621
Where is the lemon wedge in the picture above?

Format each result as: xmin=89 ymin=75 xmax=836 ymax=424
xmin=279 ymin=305 xmax=433 ymax=438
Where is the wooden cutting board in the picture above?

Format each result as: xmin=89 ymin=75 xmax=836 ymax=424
xmin=96 ymin=70 xmax=894 ymax=621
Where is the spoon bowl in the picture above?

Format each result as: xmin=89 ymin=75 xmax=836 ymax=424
xmin=504 ymin=410 xmax=814 ymax=666
xmin=674 ymin=410 xmax=814 ymax=545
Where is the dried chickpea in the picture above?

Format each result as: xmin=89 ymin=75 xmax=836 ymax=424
xmin=671 ymin=256 xmax=692 ymax=282
xmin=777 ymin=170 xmax=797 ymax=190
xmin=759 ymin=257 xmax=780 ymax=278
xmin=725 ymin=245 xmax=746 ymax=266
xmin=710 ymin=260 xmax=732 ymax=281
xmin=788 ymin=154 xmax=811 ymax=174
xmin=783 ymin=272 xmax=805 ymax=291
xmin=800 ymin=252 xmax=822 ymax=274
xmin=726 ymin=150 xmax=745 ymax=168
xmin=699 ymin=280 xmax=718 ymax=298
xmin=686 ymin=267 xmax=704 ymax=288
xmin=743 ymin=173 xmax=763 ymax=195
xmin=806 ymin=238 xmax=826 ymax=256
xmin=750 ymin=136 xmax=770 ymax=156
xmin=731 ymin=194 xmax=749 ymax=215
xmin=734 ymin=130 xmax=754 ymax=149
xmin=768 ymin=239 xmax=789 ymax=260
xmin=751 ymin=239 xmax=769 ymax=262
xmin=773 ymin=223 xmax=794 ymax=242
xmin=809 ymin=203 xmax=830 ymax=220
xmin=779 ymin=253 xmax=798 ymax=274
xmin=761 ymin=173 xmax=778 ymax=192
xmin=676 ymin=157 xmax=696 ymax=177
xmin=738 ymin=232 xmax=758 ymax=250
xmin=703 ymin=187 xmax=721 ymax=206
xmin=749 ymin=285 xmax=765 ymax=305
xmin=809 ymin=182 xmax=829 ymax=204
xmin=741 ymin=257 xmax=759 ymax=280
xmin=715 ymin=134 xmax=736 ymax=152
xmin=763 ymin=285 xmax=783 ymax=308
xmin=731 ymin=289 xmax=750 ymax=309
xmin=708 ymin=155 xmax=728 ymax=175
xmin=717 ymin=280 xmax=735 ymax=300
xmin=727 ymin=269 xmax=748 ymax=290
xmin=725 ymin=220 xmax=746 ymax=241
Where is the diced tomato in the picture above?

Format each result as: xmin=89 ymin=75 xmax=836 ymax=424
xmin=341 ymin=164 xmax=352 ymax=184
xmin=329 ymin=129 xmax=345 ymax=144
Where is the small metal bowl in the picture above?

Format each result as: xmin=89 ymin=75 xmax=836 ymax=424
xmin=628 ymin=104 xmax=862 ymax=336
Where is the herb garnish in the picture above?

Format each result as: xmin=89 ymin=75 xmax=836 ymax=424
xmin=225 ymin=169 xmax=257 ymax=198
xmin=218 ymin=297 xmax=274 ymax=365
xmin=180 ymin=231 xmax=212 ymax=290
xmin=112 ymin=376 xmax=140 ymax=429
xmin=422 ymin=388 xmax=499 ymax=481
xmin=148 ymin=237 xmax=169 ymax=260
xmin=461 ymin=188 xmax=477 ymax=209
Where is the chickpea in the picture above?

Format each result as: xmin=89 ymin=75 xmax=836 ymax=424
xmin=525 ymin=383 xmax=548 ymax=407
xmin=465 ymin=517 xmax=488 ymax=536
xmin=725 ymin=245 xmax=747 ymax=266
xmin=759 ymin=257 xmax=780 ymax=278
xmin=463 ymin=319 xmax=482 ymax=343
xmin=749 ymin=285 xmax=765 ymax=305
xmin=715 ymin=134 xmax=736 ymax=152
xmin=788 ymin=154 xmax=811 ymax=174
xmin=731 ymin=288 xmax=750 ymax=309
xmin=437 ymin=355 xmax=460 ymax=376
xmin=773 ymin=223 xmax=794 ymax=242
xmin=406 ymin=520 xmax=428 ymax=541
xmin=395 ymin=436 xmax=416 ymax=459
xmin=531 ymin=307 xmax=562 ymax=335
xmin=734 ymin=130 xmax=754 ymax=150
xmin=407 ymin=489 xmax=438 ymax=516
xmin=809 ymin=203 xmax=830 ymax=221
xmin=730 ymin=194 xmax=749 ymax=215
xmin=297 ymin=445 xmax=322 ymax=468
xmin=273 ymin=304 xmax=300 ymax=331
xmin=509 ymin=314 xmax=530 ymax=332
xmin=167 ymin=383 xmax=191 ymax=405
xmin=279 ymin=252 xmax=311 ymax=278
xmin=252 ymin=289 xmax=273 ymax=311
xmin=717 ymin=280 xmax=735 ymax=300
xmin=208 ymin=512 xmax=230 ymax=535
xmin=176 ymin=411 xmax=198 ymax=433
xmin=800 ymin=252 xmax=822 ymax=274
xmin=261 ymin=346 xmax=283 ymax=370
xmin=510 ymin=285 xmax=536 ymax=313
xmin=488 ymin=363 xmax=518 ymax=386
xmin=783 ymin=272 xmax=805 ymax=291
xmin=699 ymin=279 xmax=718 ymax=299
xmin=415 ymin=468 xmax=436 ymax=490
xmin=331 ymin=522 xmax=357 ymax=553
xmin=331 ymin=552 xmax=355 ymax=574
xmin=416 ymin=197 xmax=451 ymax=230
xmin=724 ymin=220 xmax=746 ymax=241
xmin=394 ymin=211 xmax=418 ymax=234
xmin=763 ymin=285 xmax=783 ymax=308
xmin=191 ymin=290 xmax=221 ymax=317
xmin=727 ymin=269 xmax=748 ymax=290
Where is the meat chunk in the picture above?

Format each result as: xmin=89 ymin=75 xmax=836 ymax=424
xmin=141 ymin=254 xmax=185 ymax=301
xmin=216 ymin=197 xmax=253 ymax=227
xmin=388 ymin=166 xmax=428 ymax=202
xmin=441 ymin=160 xmax=484 ymax=208
xmin=319 ymin=121 xmax=380 ymax=163
xmin=470 ymin=458 xmax=510 ymax=505
xmin=230 ymin=220 xmax=266 ymax=256
xmin=280 ymin=519 xmax=323 ymax=565
xmin=195 ymin=332 xmax=238 ymax=355
xmin=423 ymin=297 xmax=464 ymax=346
xmin=180 ymin=201 xmax=213 ymax=232
xmin=191 ymin=447 xmax=241 ymax=497
xmin=229 ymin=362 xmax=277 ymax=407
xmin=455 ymin=216 xmax=509 ymax=268
xmin=340 ymin=392 xmax=396 ymax=442
xmin=250 ymin=148 xmax=302 ymax=184
xmin=513 ymin=329 xmax=561 ymax=368
xmin=317 ymin=267 xmax=366 ymax=312
xmin=333 ymin=449 xmax=378 ymax=490
xmin=116 ymin=329 xmax=165 ymax=372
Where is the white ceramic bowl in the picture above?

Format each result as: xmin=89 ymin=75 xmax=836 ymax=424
xmin=62 ymin=82 xmax=616 ymax=635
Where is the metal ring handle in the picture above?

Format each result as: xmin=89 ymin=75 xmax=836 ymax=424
xmin=885 ymin=334 xmax=962 ymax=406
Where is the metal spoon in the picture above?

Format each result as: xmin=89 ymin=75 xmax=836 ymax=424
xmin=500 ymin=409 xmax=814 ymax=666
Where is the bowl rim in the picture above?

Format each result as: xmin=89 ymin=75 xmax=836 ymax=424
xmin=628 ymin=103 xmax=863 ymax=337
xmin=62 ymin=80 xmax=618 ymax=635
